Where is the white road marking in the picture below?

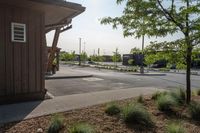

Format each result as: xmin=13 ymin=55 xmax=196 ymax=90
xmin=82 ymin=77 xmax=104 ymax=82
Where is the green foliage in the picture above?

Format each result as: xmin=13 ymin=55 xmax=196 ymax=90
xmin=60 ymin=51 xmax=76 ymax=61
xmin=69 ymin=123 xmax=95 ymax=133
xmin=101 ymin=0 xmax=200 ymax=42
xmin=80 ymin=52 xmax=88 ymax=61
xmin=170 ymin=89 xmax=186 ymax=105
xmin=90 ymin=55 xmax=105 ymax=62
xmin=48 ymin=114 xmax=64 ymax=133
xmin=197 ymin=89 xmax=200 ymax=96
xmin=112 ymin=48 xmax=121 ymax=62
xmin=121 ymin=103 xmax=154 ymax=127
xmin=188 ymin=101 xmax=200 ymax=121
xmin=128 ymin=59 xmax=134 ymax=66
xmin=137 ymin=95 xmax=144 ymax=103
xmin=176 ymin=63 xmax=187 ymax=70
xmin=130 ymin=47 xmax=141 ymax=54
xmin=105 ymin=103 xmax=121 ymax=116
xmin=159 ymin=68 xmax=170 ymax=72
xmin=144 ymin=54 xmax=158 ymax=66
xmin=166 ymin=122 xmax=185 ymax=133
xmin=151 ymin=91 xmax=167 ymax=100
xmin=156 ymin=94 xmax=177 ymax=112
xmin=101 ymin=0 xmax=200 ymax=103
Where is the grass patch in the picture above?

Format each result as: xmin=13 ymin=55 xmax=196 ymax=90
xmin=169 ymin=89 xmax=185 ymax=105
xmin=156 ymin=94 xmax=177 ymax=112
xmin=166 ymin=121 xmax=185 ymax=133
xmin=69 ymin=123 xmax=95 ymax=133
xmin=151 ymin=91 xmax=167 ymax=100
xmin=48 ymin=114 xmax=64 ymax=133
xmin=137 ymin=94 xmax=144 ymax=103
xmin=188 ymin=101 xmax=200 ymax=121
xmin=197 ymin=89 xmax=200 ymax=96
xmin=105 ymin=102 xmax=121 ymax=116
xmin=121 ymin=103 xmax=154 ymax=127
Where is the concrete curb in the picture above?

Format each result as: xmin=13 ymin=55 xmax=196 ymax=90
xmin=45 ymin=75 xmax=93 ymax=80
xmin=0 ymin=87 xmax=164 ymax=124
xmin=150 ymin=70 xmax=200 ymax=76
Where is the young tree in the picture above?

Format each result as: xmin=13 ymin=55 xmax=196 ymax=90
xmin=101 ymin=0 xmax=200 ymax=103
xmin=130 ymin=47 xmax=141 ymax=54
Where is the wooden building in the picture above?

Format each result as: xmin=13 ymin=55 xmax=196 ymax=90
xmin=0 ymin=0 xmax=85 ymax=104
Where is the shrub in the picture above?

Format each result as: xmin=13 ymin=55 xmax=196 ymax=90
xmin=152 ymin=91 xmax=167 ymax=100
xmin=137 ymin=95 xmax=144 ymax=103
xmin=166 ymin=122 xmax=185 ymax=133
xmin=188 ymin=101 xmax=200 ymax=121
xmin=170 ymin=89 xmax=185 ymax=105
xmin=69 ymin=123 xmax=95 ymax=133
xmin=192 ymin=90 xmax=197 ymax=96
xmin=159 ymin=68 xmax=170 ymax=72
xmin=152 ymin=91 xmax=162 ymax=100
xmin=197 ymin=89 xmax=200 ymax=96
xmin=156 ymin=94 xmax=177 ymax=112
xmin=121 ymin=103 xmax=154 ymax=127
xmin=48 ymin=114 xmax=64 ymax=133
xmin=105 ymin=103 xmax=121 ymax=116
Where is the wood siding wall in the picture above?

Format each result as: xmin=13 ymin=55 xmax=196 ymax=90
xmin=0 ymin=4 xmax=46 ymax=100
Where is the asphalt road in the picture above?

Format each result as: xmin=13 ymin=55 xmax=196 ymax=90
xmin=46 ymin=66 xmax=200 ymax=97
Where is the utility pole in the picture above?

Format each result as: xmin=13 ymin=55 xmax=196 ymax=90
xmin=140 ymin=35 xmax=144 ymax=74
xmin=79 ymin=38 xmax=82 ymax=66
xmin=115 ymin=48 xmax=118 ymax=68
xmin=84 ymin=42 xmax=86 ymax=64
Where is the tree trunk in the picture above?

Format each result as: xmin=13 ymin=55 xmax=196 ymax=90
xmin=186 ymin=42 xmax=192 ymax=104
xmin=185 ymin=0 xmax=191 ymax=104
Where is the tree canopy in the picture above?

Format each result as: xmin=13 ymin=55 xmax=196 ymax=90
xmin=101 ymin=0 xmax=200 ymax=103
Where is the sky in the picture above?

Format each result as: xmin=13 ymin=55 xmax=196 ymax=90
xmin=46 ymin=0 xmax=184 ymax=56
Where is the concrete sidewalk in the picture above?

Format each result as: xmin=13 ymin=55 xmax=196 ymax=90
xmin=0 ymin=87 xmax=163 ymax=124
xmin=45 ymin=66 xmax=93 ymax=80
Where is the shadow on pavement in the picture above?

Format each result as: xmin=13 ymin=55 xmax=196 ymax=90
xmin=0 ymin=100 xmax=42 ymax=125
xmin=131 ymin=73 xmax=166 ymax=76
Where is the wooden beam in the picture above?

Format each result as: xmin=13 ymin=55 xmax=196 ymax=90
xmin=60 ymin=25 xmax=72 ymax=33
xmin=47 ymin=28 xmax=61 ymax=72
xmin=45 ymin=18 xmax=72 ymax=33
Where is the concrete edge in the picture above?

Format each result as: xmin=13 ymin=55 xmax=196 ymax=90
xmin=150 ymin=70 xmax=200 ymax=76
xmin=45 ymin=75 xmax=93 ymax=80
xmin=0 ymin=87 xmax=166 ymax=124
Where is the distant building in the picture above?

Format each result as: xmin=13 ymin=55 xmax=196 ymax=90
xmin=123 ymin=54 xmax=144 ymax=66
xmin=102 ymin=55 xmax=112 ymax=62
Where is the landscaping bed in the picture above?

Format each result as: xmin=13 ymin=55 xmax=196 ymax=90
xmin=1 ymin=92 xmax=200 ymax=133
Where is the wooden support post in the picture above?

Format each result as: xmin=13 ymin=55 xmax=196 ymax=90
xmin=47 ymin=28 xmax=61 ymax=72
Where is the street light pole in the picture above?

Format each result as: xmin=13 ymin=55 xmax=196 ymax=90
xmin=140 ymin=35 xmax=144 ymax=74
xmin=79 ymin=38 xmax=82 ymax=66
xmin=84 ymin=42 xmax=86 ymax=64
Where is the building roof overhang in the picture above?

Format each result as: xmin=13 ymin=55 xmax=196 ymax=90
xmin=0 ymin=0 xmax=85 ymax=32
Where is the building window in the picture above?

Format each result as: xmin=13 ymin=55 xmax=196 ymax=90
xmin=11 ymin=22 xmax=26 ymax=43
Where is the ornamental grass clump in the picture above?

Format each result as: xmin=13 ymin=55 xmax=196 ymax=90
xmin=169 ymin=89 xmax=185 ymax=105
xmin=151 ymin=91 xmax=167 ymax=100
xmin=166 ymin=122 xmax=185 ymax=133
xmin=188 ymin=101 xmax=200 ymax=121
xmin=121 ymin=103 xmax=154 ymax=127
xmin=137 ymin=94 xmax=144 ymax=103
xmin=69 ymin=123 xmax=95 ymax=133
xmin=48 ymin=114 xmax=64 ymax=133
xmin=197 ymin=89 xmax=200 ymax=96
xmin=156 ymin=94 xmax=177 ymax=112
xmin=105 ymin=102 xmax=121 ymax=116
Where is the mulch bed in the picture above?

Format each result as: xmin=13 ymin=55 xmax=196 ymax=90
xmin=1 ymin=96 xmax=200 ymax=133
